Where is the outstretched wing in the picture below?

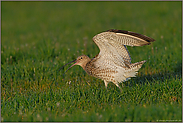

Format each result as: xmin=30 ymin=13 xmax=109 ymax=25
xmin=92 ymin=29 xmax=155 ymax=68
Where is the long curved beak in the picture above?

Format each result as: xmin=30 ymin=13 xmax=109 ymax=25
xmin=59 ymin=59 xmax=77 ymax=75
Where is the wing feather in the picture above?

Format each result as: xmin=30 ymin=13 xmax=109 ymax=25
xmin=92 ymin=29 xmax=155 ymax=68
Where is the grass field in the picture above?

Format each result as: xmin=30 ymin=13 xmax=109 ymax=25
xmin=1 ymin=1 xmax=182 ymax=122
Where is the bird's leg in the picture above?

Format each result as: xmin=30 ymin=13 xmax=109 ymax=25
xmin=115 ymin=83 xmax=123 ymax=93
xmin=104 ymin=80 xmax=108 ymax=90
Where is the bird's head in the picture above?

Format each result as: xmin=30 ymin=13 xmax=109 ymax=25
xmin=59 ymin=55 xmax=91 ymax=74
xmin=74 ymin=55 xmax=91 ymax=67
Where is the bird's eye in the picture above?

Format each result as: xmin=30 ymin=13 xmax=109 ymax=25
xmin=80 ymin=57 xmax=82 ymax=59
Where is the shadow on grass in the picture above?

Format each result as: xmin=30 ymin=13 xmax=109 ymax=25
xmin=125 ymin=61 xmax=182 ymax=87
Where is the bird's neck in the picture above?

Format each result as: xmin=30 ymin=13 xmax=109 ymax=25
xmin=80 ymin=58 xmax=91 ymax=70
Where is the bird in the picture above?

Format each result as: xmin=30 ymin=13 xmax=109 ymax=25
xmin=60 ymin=29 xmax=155 ymax=92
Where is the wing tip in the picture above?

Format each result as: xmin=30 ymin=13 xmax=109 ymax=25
xmin=106 ymin=29 xmax=128 ymax=34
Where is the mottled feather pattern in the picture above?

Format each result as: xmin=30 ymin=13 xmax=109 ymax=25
xmin=85 ymin=61 xmax=117 ymax=82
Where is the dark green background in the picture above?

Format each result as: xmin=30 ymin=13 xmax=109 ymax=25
xmin=1 ymin=1 xmax=182 ymax=122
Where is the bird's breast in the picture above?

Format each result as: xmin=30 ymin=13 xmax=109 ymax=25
xmin=84 ymin=62 xmax=97 ymax=76
xmin=84 ymin=61 xmax=119 ymax=82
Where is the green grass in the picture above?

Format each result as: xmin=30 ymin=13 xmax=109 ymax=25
xmin=1 ymin=1 xmax=182 ymax=122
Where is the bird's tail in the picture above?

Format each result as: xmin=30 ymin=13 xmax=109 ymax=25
xmin=124 ymin=60 xmax=146 ymax=78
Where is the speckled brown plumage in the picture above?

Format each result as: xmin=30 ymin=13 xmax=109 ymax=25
xmin=61 ymin=29 xmax=155 ymax=92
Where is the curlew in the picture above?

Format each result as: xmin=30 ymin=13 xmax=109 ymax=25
xmin=60 ymin=29 xmax=155 ymax=92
